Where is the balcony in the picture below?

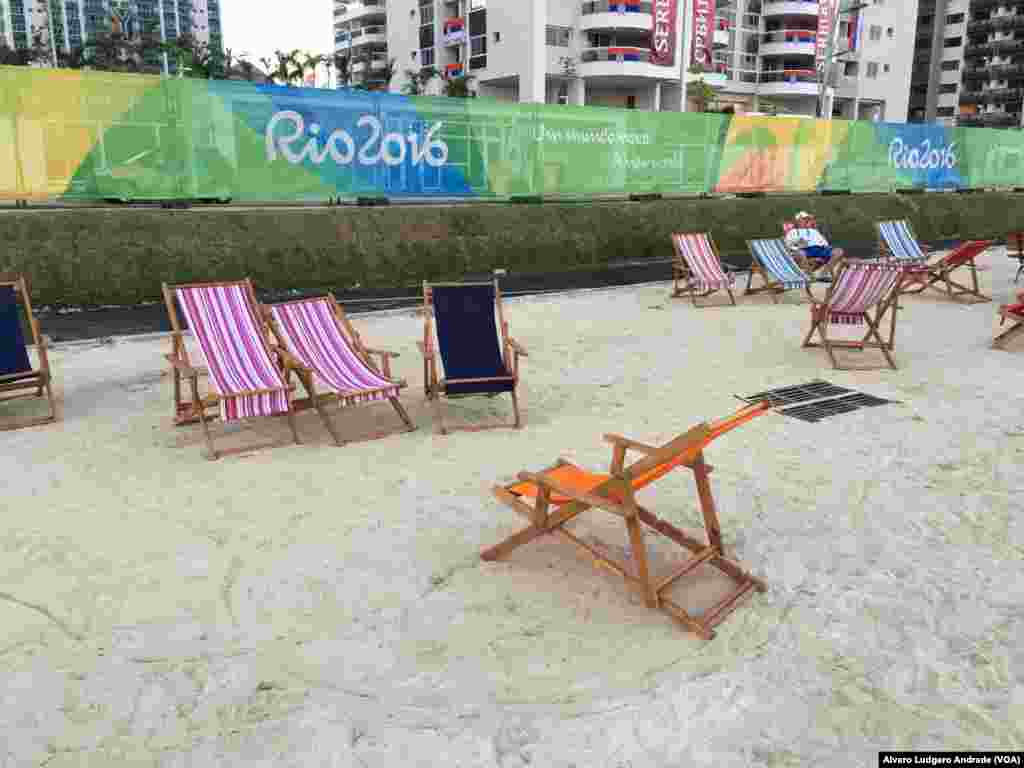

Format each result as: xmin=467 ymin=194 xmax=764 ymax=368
xmin=992 ymin=13 xmax=1024 ymax=31
xmin=967 ymin=17 xmax=995 ymax=35
xmin=334 ymin=0 xmax=386 ymax=22
xmin=960 ymin=88 xmax=983 ymax=103
xmin=758 ymin=68 xmax=820 ymax=96
xmin=578 ymin=47 xmax=678 ymax=79
xmin=579 ymin=1 xmax=654 ymax=32
xmin=964 ymin=40 xmax=995 ymax=57
xmin=762 ymin=0 xmax=820 ymax=18
xmin=992 ymin=37 xmax=1024 ymax=54
xmin=349 ymin=24 xmax=387 ymax=48
xmin=760 ymin=29 xmax=816 ymax=58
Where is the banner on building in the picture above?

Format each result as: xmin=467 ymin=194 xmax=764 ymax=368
xmin=650 ymin=0 xmax=679 ymax=67
xmin=687 ymin=0 xmax=713 ymax=69
xmin=816 ymin=0 xmax=837 ymax=71
xmin=4 ymin=67 xmax=1024 ymax=202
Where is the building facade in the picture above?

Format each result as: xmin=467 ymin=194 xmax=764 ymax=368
xmin=334 ymin=0 xmax=390 ymax=88
xmin=710 ymin=0 xmax=917 ymax=121
xmin=371 ymin=0 xmax=915 ymax=120
xmin=912 ymin=0 xmax=1024 ymax=129
xmin=383 ymin=0 xmax=688 ymax=109
xmin=1 ymin=0 xmax=221 ymax=56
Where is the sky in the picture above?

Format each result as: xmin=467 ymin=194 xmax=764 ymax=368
xmin=220 ymin=0 xmax=335 ymax=68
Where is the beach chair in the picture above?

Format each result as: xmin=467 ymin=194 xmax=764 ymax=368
xmin=782 ymin=216 xmax=843 ymax=279
xmin=993 ymin=291 xmax=1024 ymax=349
xmin=162 ymin=279 xmax=312 ymax=460
xmin=0 ymin=274 xmax=56 ymax=430
xmin=419 ymin=280 xmax=526 ymax=434
xmin=745 ymin=238 xmax=812 ymax=302
xmin=265 ymin=295 xmax=415 ymax=444
xmin=879 ymin=221 xmax=991 ymax=302
xmin=670 ymin=233 xmax=737 ymax=307
xmin=1006 ymin=232 xmax=1024 ymax=284
xmin=481 ymin=402 xmax=770 ymax=640
xmin=802 ymin=260 xmax=903 ymax=370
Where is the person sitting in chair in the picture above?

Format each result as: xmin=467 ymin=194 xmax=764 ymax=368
xmin=784 ymin=211 xmax=845 ymax=280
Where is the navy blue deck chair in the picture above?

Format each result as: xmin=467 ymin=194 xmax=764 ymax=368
xmin=418 ymin=280 xmax=527 ymax=434
xmin=1 ymin=274 xmax=56 ymax=430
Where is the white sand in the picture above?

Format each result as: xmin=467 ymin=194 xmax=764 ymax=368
xmin=2 ymin=252 xmax=1023 ymax=767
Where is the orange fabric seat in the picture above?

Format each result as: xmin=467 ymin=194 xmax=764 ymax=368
xmin=509 ymin=464 xmax=616 ymax=505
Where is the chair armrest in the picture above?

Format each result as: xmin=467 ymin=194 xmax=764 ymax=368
xmin=516 ymin=471 xmax=627 ymax=518
xmin=602 ymin=434 xmax=659 ymax=455
xmin=164 ymin=354 xmax=199 ymax=378
xmin=273 ymin=346 xmax=310 ymax=373
xmin=364 ymin=347 xmax=400 ymax=359
xmin=506 ymin=338 xmax=528 ymax=357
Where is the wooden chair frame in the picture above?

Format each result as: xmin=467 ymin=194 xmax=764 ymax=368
xmin=418 ymin=280 xmax=526 ymax=435
xmin=670 ymin=234 xmax=737 ymax=307
xmin=801 ymin=263 xmax=902 ymax=371
xmin=261 ymin=294 xmax=415 ymax=445
xmin=0 ymin=273 xmax=56 ymax=431
xmin=1006 ymin=232 xmax=1024 ymax=284
xmin=162 ymin=279 xmax=314 ymax=460
xmin=911 ymin=240 xmax=994 ymax=304
xmin=744 ymin=239 xmax=814 ymax=304
xmin=481 ymin=409 xmax=769 ymax=640
xmin=992 ymin=294 xmax=1024 ymax=350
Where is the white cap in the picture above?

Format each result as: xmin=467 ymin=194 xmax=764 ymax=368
xmin=795 ymin=211 xmax=812 ymax=219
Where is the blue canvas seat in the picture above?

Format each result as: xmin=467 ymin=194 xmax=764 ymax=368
xmin=419 ymin=281 xmax=526 ymax=434
xmin=0 ymin=274 xmax=56 ymax=430
xmin=746 ymin=238 xmax=812 ymax=303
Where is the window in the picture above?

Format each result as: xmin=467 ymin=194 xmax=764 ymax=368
xmin=870 ymin=25 xmax=882 ymax=41
xmin=939 ymin=83 xmax=958 ymax=93
xmin=866 ymin=61 xmax=879 ymax=78
xmin=944 ymin=36 xmax=962 ymax=48
xmin=420 ymin=47 xmax=435 ymax=66
xmin=941 ymin=59 xmax=960 ymax=71
xmin=546 ymin=25 xmax=571 ymax=47
xmin=494 ymin=31 xmax=500 ymax=42
xmin=883 ymin=63 xmax=890 ymax=73
xmin=937 ymin=106 xmax=955 ymax=116
xmin=946 ymin=13 xmax=964 ymax=24
xmin=419 ymin=26 xmax=433 ymax=49
xmin=626 ymin=95 xmax=637 ymax=110
xmin=887 ymin=27 xmax=894 ymax=37
xmin=844 ymin=61 xmax=859 ymax=76
xmin=470 ymin=2 xmax=487 ymax=69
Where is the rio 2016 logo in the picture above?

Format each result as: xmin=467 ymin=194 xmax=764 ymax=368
xmin=265 ymin=111 xmax=449 ymax=168
xmin=888 ymin=137 xmax=958 ymax=171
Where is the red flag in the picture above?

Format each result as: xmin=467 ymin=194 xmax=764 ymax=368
xmin=650 ymin=0 xmax=680 ymax=67
xmin=688 ymin=0 xmax=715 ymax=69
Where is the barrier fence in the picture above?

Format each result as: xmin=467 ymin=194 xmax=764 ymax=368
xmin=3 ymin=66 xmax=1024 ymax=202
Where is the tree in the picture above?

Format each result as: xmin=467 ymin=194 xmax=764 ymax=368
xmin=686 ymin=64 xmax=717 ymax=112
xmin=402 ymin=66 xmax=439 ymax=95
xmin=332 ymin=53 xmax=351 ymax=88
xmin=442 ymin=74 xmax=475 ymax=98
xmin=259 ymin=49 xmax=303 ymax=86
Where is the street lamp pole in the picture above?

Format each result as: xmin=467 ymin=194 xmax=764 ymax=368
xmin=817 ymin=1 xmax=868 ymax=119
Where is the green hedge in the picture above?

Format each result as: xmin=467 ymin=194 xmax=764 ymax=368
xmin=1 ymin=192 xmax=1021 ymax=307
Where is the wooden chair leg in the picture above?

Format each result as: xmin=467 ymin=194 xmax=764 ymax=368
xmin=284 ymin=409 xmax=302 ymax=445
xmin=429 ymin=389 xmax=448 ymax=435
xmin=692 ymin=454 xmax=723 ymax=553
xmin=190 ymin=376 xmax=218 ymax=461
xmin=625 ymin=514 xmax=657 ymax=608
xmin=510 ymin=388 xmax=522 ymax=429
xmin=43 ymin=374 xmax=56 ymax=422
xmin=389 ymin=396 xmax=416 ymax=431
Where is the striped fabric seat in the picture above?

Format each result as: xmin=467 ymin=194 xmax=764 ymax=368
xmin=673 ymin=233 xmax=735 ymax=292
xmin=749 ymin=238 xmax=810 ymax=289
xmin=175 ymin=284 xmax=290 ymax=421
xmin=879 ymin=220 xmax=928 ymax=264
xmin=269 ymin=298 xmax=401 ymax=403
xmin=824 ymin=262 xmax=902 ymax=325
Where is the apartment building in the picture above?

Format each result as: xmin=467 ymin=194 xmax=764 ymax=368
xmin=913 ymin=0 xmax=1024 ymax=128
xmin=1 ymin=0 xmax=221 ymax=55
xmin=334 ymin=0 xmax=390 ymax=88
xmin=710 ymin=0 xmax=916 ymax=121
xmin=384 ymin=0 xmax=688 ymax=109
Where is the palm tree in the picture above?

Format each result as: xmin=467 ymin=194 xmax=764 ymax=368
xmin=332 ymin=52 xmax=351 ymax=88
xmin=402 ymin=66 xmax=439 ymax=95
xmin=443 ymin=74 xmax=476 ymax=98
xmin=297 ymin=51 xmax=326 ymax=87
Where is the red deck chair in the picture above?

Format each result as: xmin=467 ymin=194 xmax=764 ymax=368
xmin=802 ymin=261 xmax=903 ymax=370
xmin=993 ymin=292 xmax=1024 ymax=350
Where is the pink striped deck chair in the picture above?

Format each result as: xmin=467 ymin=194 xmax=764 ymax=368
xmin=266 ymin=295 xmax=414 ymax=444
xmin=670 ymin=233 xmax=737 ymax=307
xmin=802 ymin=261 xmax=903 ymax=370
xmin=163 ymin=279 xmax=307 ymax=460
